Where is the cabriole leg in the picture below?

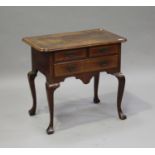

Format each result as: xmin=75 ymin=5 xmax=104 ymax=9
xmin=27 ymin=70 xmax=38 ymax=116
xmin=113 ymin=72 xmax=127 ymax=120
xmin=46 ymin=82 xmax=60 ymax=134
xmin=93 ymin=73 xmax=100 ymax=103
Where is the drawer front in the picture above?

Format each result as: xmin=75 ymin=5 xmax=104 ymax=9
xmin=85 ymin=55 xmax=118 ymax=72
xmin=54 ymin=49 xmax=87 ymax=62
xmin=54 ymin=55 xmax=118 ymax=77
xmin=54 ymin=61 xmax=84 ymax=77
xmin=89 ymin=44 xmax=118 ymax=57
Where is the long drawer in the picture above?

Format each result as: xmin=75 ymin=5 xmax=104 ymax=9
xmin=54 ymin=55 xmax=118 ymax=77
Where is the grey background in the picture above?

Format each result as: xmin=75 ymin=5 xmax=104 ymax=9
xmin=0 ymin=7 xmax=155 ymax=147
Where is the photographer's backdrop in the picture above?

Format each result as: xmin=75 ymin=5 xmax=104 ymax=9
xmin=0 ymin=7 xmax=154 ymax=147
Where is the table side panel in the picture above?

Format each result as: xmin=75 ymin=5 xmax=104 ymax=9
xmin=31 ymin=48 xmax=52 ymax=77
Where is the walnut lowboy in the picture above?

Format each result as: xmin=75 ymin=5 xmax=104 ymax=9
xmin=23 ymin=28 xmax=127 ymax=134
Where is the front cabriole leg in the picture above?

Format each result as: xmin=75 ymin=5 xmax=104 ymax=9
xmin=45 ymin=82 xmax=60 ymax=134
xmin=93 ymin=72 xmax=100 ymax=103
xmin=113 ymin=72 xmax=127 ymax=120
xmin=27 ymin=70 xmax=38 ymax=116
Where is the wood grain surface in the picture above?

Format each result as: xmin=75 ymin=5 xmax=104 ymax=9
xmin=23 ymin=28 xmax=127 ymax=52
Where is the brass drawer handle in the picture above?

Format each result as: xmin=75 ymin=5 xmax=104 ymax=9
xmin=66 ymin=64 xmax=77 ymax=72
xmin=99 ymin=47 xmax=109 ymax=53
xmin=98 ymin=60 xmax=108 ymax=67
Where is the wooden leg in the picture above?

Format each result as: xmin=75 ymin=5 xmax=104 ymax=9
xmin=27 ymin=70 xmax=38 ymax=116
xmin=93 ymin=73 xmax=100 ymax=104
xmin=113 ymin=72 xmax=127 ymax=120
xmin=46 ymin=82 xmax=60 ymax=134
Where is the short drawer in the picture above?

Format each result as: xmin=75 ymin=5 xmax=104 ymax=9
xmin=85 ymin=55 xmax=118 ymax=72
xmin=89 ymin=44 xmax=118 ymax=57
xmin=54 ymin=48 xmax=87 ymax=62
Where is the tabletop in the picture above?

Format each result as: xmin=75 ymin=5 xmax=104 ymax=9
xmin=23 ymin=28 xmax=127 ymax=52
